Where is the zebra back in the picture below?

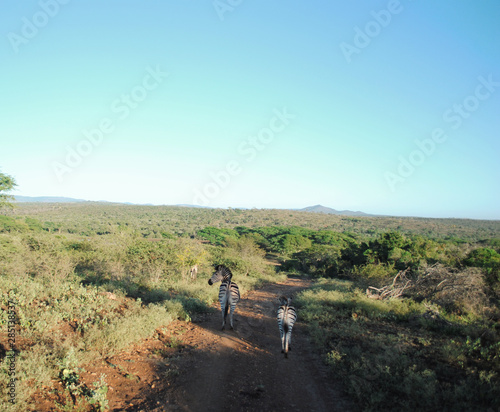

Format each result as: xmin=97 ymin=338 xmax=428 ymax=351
xmin=209 ymin=265 xmax=240 ymax=329
xmin=277 ymin=303 xmax=297 ymax=331
xmin=219 ymin=278 xmax=240 ymax=314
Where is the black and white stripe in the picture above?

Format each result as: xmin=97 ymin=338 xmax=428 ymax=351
xmin=277 ymin=296 xmax=297 ymax=358
xmin=208 ymin=265 xmax=240 ymax=330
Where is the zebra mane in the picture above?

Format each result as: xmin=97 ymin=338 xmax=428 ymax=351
xmin=208 ymin=264 xmax=233 ymax=285
xmin=215 ymin=264 xmax=232 ymax=279
xmin=278 ymin=295 xmax=292 ymax=306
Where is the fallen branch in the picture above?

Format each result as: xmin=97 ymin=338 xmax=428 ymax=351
xmin=366 ymin=268 xmax=412 ymax=300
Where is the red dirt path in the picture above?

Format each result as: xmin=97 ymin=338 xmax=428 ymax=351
xmin=30 ymin=277 xmax=353 ymax=411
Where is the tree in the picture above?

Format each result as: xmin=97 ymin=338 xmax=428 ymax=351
xmin=175 ymin=238 xmax=208 ymax=280
xmin=0 ymin=171 xmax=17 ymax=212
xmin=278 ymin=234 xmax=312 ymax=256
xmin=197 ymin=227 xmax=239 ymax=246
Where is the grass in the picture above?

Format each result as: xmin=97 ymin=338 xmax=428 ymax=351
xmin=295 ymin=278 xmax=500 ymax=411
xmin=0 ymin=278 xmax=180 ymax=410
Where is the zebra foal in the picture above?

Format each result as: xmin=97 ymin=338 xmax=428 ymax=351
xmin=277 ymin=295 xmax=297 ymax=358
xmin=208 ymin=265 xmax=240 ymax=330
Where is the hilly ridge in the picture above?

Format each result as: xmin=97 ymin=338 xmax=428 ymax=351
xmin=14 ymin=197 xmax=372 ymax=217
xmin=298 ymin=204 xmax=373 ymax=216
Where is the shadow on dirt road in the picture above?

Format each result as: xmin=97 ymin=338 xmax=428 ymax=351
xmin=145 ymin=277 xmax=353 ymax=412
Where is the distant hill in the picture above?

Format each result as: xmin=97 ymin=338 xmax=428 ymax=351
xmin=13 ymin=196 xmax=211 ymax=208
xmin=299 ymin=204 xmax=373 ymax=217
xmin=14 ymin=196 xmax=87 ymax=203
xmin=176 ymin=204 xmax=213 ymax=209
xmin=13 ymin=197 xmax=370 ymax=216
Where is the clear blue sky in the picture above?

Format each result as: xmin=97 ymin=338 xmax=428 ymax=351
xmin=1 ymin=0 xmax=499 ymax=219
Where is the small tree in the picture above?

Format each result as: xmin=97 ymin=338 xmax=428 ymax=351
xmin=0 ymin=171 xmax=17 ymax=212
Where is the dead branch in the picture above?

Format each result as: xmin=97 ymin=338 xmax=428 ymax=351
xmin=366 ymin=268 xmax=412 ymax=300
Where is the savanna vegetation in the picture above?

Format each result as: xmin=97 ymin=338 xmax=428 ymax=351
xmin=293 ymin=231 xmax=500 ymax=411
xmin=1 ymin=201 xmax=499 ymax=411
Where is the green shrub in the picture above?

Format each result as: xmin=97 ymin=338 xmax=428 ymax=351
xmin=276 ymin=234 xmax=312 ymax=256
xmin=351 ymin=263 xmax=398 ymax=287
xmin=125 ymin=239 xmax=177 ymax=283
xmin=83 ymin=301 xmax=176 ymax=358
xmin=197 ymin=227 xmax=239 ymax=246
xmin=292 ymin=244 xmax=342 ymax=277
xmin=0 ymin=342 xmax=57 ymax=411
xmin=0 ymin=216 xmax=29 ymax=233
xmin=24 ymin=217 xmax=43 ymax=232
xmin=465 ymin=247 xmax=500 ymax=287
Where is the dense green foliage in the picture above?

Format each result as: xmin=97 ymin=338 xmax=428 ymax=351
xmin=197 ymin=226 xmax=239 ymax=246
xmin=465 ymin=247 xmax=500 ymax=289
xmin=6 ymin=202 xmax=500 ymax=240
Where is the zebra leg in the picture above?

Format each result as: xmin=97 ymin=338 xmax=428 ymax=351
xmin=284 ymin=326 xmax=294 ymax=358
xmin=284 ymin=333 xmax=290 ymax=358
xmin=229 ymin=306 xmax=235 ymax=329
xmin=222 ymin=302 xmax=229 ymax=330
xmin=281 ymin=328 xmax=286 ymax=353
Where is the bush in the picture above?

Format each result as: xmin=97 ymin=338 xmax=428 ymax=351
xmin=197 ymin=227 xmax=239 ymax=246
xmin=0 ymin=215 xmax=28 ymax=233
xmin=292 ymin=245 xmax=342 ymax=277
xmin=0 ymin=233 xmax=77 ymax=283
xmin=276 ymin=234 xmax=312 ymax=256
xmin=412 ymin=264 xmax=491 ymax=317
xmin=350 ymin=263 xmax=398 ymax=287
xmin=125 ymin=239 xmax=177 ymax=283
xmin=83 ymin=301 xmax=177 ymax=358
xmin=465 ymin=248 xmax=500 ymax=288
xmin=24 ymin=217 xmax=43 ymax=232
xmin=224 ymin=235 xmax=266 ymax=259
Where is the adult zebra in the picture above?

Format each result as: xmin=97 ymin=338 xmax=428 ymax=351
xmin=277 ymin=295 xmax=297 ymax=358
xmin=208 ymin=265 xmax=240 ymax=330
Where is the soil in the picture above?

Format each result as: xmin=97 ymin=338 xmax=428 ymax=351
xmin=29 ymin=277 xmax=353 ymax=411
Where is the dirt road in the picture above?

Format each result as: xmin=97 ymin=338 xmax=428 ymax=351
xmin=151 ymin=277 xmax=352 ymax=412
xmin=31 ymin=277 xmax=352 ymax=411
